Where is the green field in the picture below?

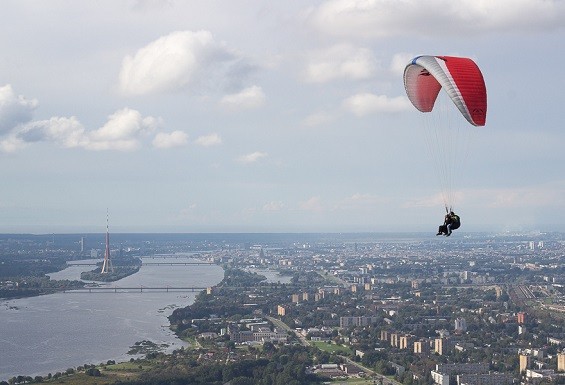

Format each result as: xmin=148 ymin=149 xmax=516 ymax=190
xmin=312 ymin=341 xmax=353 ymax=354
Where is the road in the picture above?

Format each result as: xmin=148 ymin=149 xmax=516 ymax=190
xmin=266 ymin=316 xmax=309 ymax=346
xmin=266 ymin=316 xmax=401 ymax=384
xmin=339 ymin=356 xmax=401 ymax=385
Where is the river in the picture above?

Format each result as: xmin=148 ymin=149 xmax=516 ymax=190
xmin=0 ymin=256 xmax=224 ymax=380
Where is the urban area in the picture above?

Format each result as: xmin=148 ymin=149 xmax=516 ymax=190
xmin=1 ymin=232 xmax=564 ymax=385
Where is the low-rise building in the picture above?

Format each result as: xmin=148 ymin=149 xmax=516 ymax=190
xmin=457 ymin=372 xmax=514 ymax=385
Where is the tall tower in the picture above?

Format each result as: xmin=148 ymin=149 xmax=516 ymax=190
xmin=100 ymin=210 xmax=113 ymax=273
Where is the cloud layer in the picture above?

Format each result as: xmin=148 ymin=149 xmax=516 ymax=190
xmin=0 ymin=85 xmax=38 ymax=134
xmin=0 ymin=85 xmax=209 ymax=152
xmin=304 ymin=44 xmax=377 ymax=83
xmin=9 ymin=108 xmax=159 ymax=152
xmin=220 ymin=86 xmax=265 ymax=110
xmin=119 ymin=30 xmax=241 ymax=96
xmin=305 ymin=0 xmax=565 ymax=38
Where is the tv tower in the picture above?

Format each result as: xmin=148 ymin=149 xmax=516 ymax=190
xmin=100 ymin=209 xmax=113 ymax=273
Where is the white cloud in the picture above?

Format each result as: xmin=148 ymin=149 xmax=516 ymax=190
xmin=152 ymin=130 xmax=189 ymax=149
xmin=119 ymin=30 xmax=239 ymax=96
xmin=299 ymin=196 xmax=323 ymax=212
xmin=18 ymin=116 xmax=86 ymax=148
xmin=194 ymin=133 xmax=222 ymax=147
xmin=220 ymin=86 xmax=265 ymax=110
xmin=390 ymin=53 xmax=414 ymax=76
xmin=7 ymin=108 xmax=161 ymax=152
xmin=342 ymin=93 xmax=411 ymax=116
xmin=0 ymin=136 xmax=26 ymax=153
xmin=304 ymin=0 xmax=565 ymax=39
xmin=87 ymin=108 xmax=158 ymax=150
xmin=0 ymin=84 xmax=38 ymax=134
xmin=304 ymin=44 xmax=378 ymax=83
xmin=263 ymin=201 xmax=284 ymax=211
xmin=237 ymin=151 xmax=268 ymax=164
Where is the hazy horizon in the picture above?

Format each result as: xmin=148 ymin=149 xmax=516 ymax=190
xmin=1 ymin=1 xmax=564 ymax=233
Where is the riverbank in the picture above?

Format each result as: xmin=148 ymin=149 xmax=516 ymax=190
xmin=0 ymin=277 xmax=85 ymax=300
xmin=1 ymin=257 xmax=224 ymax=380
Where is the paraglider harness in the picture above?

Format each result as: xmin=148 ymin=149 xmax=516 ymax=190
xmin=437 ymin=207 xmax=460 ymax=236
xmin=445 ymin=207 xmax=460 ymax=231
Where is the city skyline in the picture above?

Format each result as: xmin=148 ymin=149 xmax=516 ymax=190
xmin=1 ymin=1 xmax=564 ymax=233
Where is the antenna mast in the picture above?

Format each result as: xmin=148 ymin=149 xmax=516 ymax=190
xmin=100 ymin=209 xmax=113 ymax=273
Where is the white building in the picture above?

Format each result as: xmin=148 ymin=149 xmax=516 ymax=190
xmin=454 ymin=318 xmax=467 ymax=332
xmin=431 ymin=370 xmax=449 ymax=385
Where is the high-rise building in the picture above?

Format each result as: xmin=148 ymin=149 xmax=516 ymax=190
xmin=431 ymin=370 xmax=449 ymax=385
xmin=519 ymin=354 xmax=531 ymax=374
xmin=380 ymin=330 xmax=389 ymax=342
xmin=340 ymin=316 xmax=379 ymax=328
xmin=390 ymin=333 xmax=399 ymax=347
xmin=558 ymin=353 xmax=565 ymax=372
xmin=517 ymin=312 xmax=526 ymax=324
xmin=414 ymin=339 xmax=429 ymax=354
xmin=399 ymin=335 xmax=413 ymax=350
xmin=435 ymin=338 xmax=445 ymax=355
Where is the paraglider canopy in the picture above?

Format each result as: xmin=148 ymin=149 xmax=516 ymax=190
xmin=403 ymin=55 xmax=487 ymax=213
xmin=404 ymin=55 xmax=487 ymax=126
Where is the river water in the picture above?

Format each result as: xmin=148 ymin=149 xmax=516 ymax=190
xmin=0 ymin=256 xmax=224 ymax=380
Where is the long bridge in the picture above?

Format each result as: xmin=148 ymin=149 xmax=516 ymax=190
xmin=64 ymin=286 xmax=209 ymax=293
xmin=67 ymin=261 xmax=215 ymax=267
xmin=63 ymin=284 xmax=300 ymax=294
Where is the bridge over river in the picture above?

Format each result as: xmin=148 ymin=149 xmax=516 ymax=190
xmin=67 ymin=261 xmax=215 ymax=267
xmin=64 ymin=286 xmax=209 ymax=293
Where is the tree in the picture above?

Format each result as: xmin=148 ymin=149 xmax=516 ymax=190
xmin=230 ymin=377 xmax=254 ymax=385
xmin=263 ymin=341 xmax=276 ymax=353
xmin=85 ymin=368 xmax=101 ymax=377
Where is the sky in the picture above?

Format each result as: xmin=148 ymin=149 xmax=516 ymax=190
xmin=0 ymin=0 xmax=564 ymax=234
